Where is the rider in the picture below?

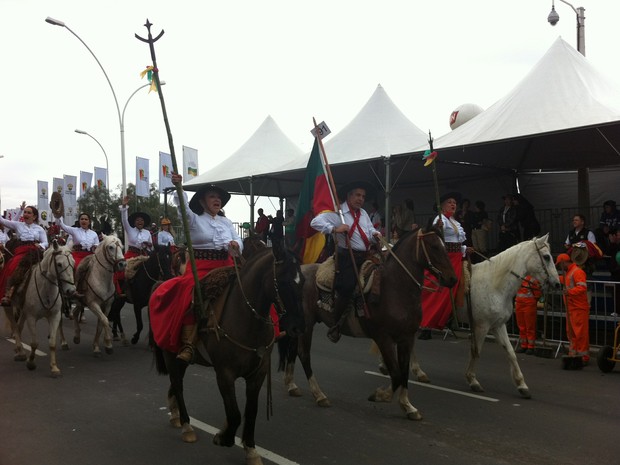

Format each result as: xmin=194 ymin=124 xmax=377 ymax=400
xmin=149 ymin=173 xmax=243 ymax=364
xmin=156 ymin=218 xmax=176 ymax=248
xmin=419 ymin=192 xmax=473 ymax=340
xmin=0 ymin=203 xmax=48 ymax=307
xmin=310 ymin=180 xmax=381 ymax=343
xmin=56 ymin=212 xmax=99 ymax=269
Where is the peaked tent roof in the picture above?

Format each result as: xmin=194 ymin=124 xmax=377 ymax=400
xmin=409 ymin=37 xmax=620 ymax=171
xmin=184 ymin=115 xmax=304 ymax=193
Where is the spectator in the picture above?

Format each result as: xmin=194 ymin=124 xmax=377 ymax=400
xmin=455 ymin=198 xmax=474 ymax=246
xmin=497 ymin=194 xmax=519 ymax=252
xmin=470 ymin=200 xmax=490 ymax=261
xmin=605 ymin=228 xmax=620 ymax=316
xmin=269 ymin=210 xmax=285 ymax=246
xmin=255 ymin=208 xmax=270 ymax=242
xmin=395 ymin=199 xmax=418 ymax=236
xmin=556 ymin=253 xmax=590 ymax=365
xmin=283 ymin=208 xmax=296 ymax=248
xmin=513 ymin=194 xmax=540 ymax=240
xmin=595 ymin=200 xmax=620 ymax=249
xmin=564 ymin=213 xmax=596 ymax=248
xmin=368 ymin=202 xmax=382 ymax=232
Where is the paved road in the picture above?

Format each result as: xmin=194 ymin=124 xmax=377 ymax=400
xmin=1 ymin=306 xmax=618 ymax=465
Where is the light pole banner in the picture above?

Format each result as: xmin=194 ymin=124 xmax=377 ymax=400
xmin=159 ymin=151 xmax=173 ymax=193
xmin=183 ymin=146 xmax=199 ymax=179
xmin=63 ymin=174 xmax=77 ymax=226
xmin=136 ymin=157 xmax=150 ymax=198
xmin=80 ymin=171 xmax=93 ymax=197
xmin=37 ymin=180 xmax=49 ymax=224
xmin=94 ymin=167 xmax=107 ymax=189
xmin=53 ymin=177 xmax=64 ymax=197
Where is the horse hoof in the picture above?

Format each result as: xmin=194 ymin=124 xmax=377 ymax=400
xmin=51 ymin=370 xmax=62 ymax=378
xmin=213 ymin=433 xmax=234 ymax=448
xmin=518 ymin=388 xmax=532 ymax=399
xmin=105 ymin=347 xmax=114 ymax=355
xmin=316 ymin=398 xmax=331 ymax=408
xmin=73 ymin=336 xmax=80 ymax=344
xmin=470 ymin=384 xmax=484 ymax=393
xmin=245 ymin=448 xmax=264 ymax=465
xmin=416 ymin=374 xmax=431 ymax=384
xmin=113 ymin=335 xmax=120 ymax=342
xmin=61 ymin=343 xmax=70 ymax=351
xmin=407 ymin=411 xmax=423 ymax=421
xmin=14 ymin=354 xmax=27 ymax=362
xmin=181 ymin=424 xmax=197 ymax=443
xmin=288 ymin=388 xmax=302 ymax=397
xmin=131 ymin=334 xmax=140 ymax=345
xmin=93 ymin=351 xmax=102 ymax=358
xmin=378 ymin=364 xmax=388 ymax=375
xmin=169 ymin=416 xmax=182 ymax=428
xmin=26 ymin=361 xmax=36 ymax=371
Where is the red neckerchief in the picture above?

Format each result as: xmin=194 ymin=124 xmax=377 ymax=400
xmin=348 ymin=205 xmax=370 ymax=249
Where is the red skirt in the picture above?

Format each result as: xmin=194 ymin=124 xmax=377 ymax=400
xmin=72 ymin=250 xmax=92 ymax=270
xmin=0 ymin=244 xmax=39 ymax=299
xmin=113 ymin=250 xmax=141 ymax=294
xmin=149 ymin=257 xmax=233 ymax=352
xmin=420 ymin=251 xmax=463 ymax=329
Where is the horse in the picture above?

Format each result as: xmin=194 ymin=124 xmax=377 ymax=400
xmin=151 ymin=239 xmax=305 ymax=465
xmin=409 ymin=233 xmax=561 ymax=398
xmin=280 ymin=226 xmax=457 ymax=420
xmin=69 ymin=235 xmax=127 ymax=356
xmin=108 ymin=244 xmax=174 ymax=345
xmin=6 ymin=240 xmax=77 ymax=377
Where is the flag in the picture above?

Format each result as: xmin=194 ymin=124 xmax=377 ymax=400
xmin=37 ymin=180 xmax=49 ymax=223
xmin=94 ymin=167 xmax=107 ymax=189
xmin=294 ymin=138 xmax=337 ymax=264
xmin=159 ymin=152 xmax=174 ymax=193
xmin=63 ymin=174 xmax=77 ymax=226
xmin=183 ymin=146 xmax=199 ymax=179
xmin=136 ymin=157 xmax=150 ymax=198
xmin=52 ymin=177 xmax=64 ymax=196
xmin=79 ymin=171 xmax=93 ymax=196
xmin=423 ymin=150 xmax=438 ymax=166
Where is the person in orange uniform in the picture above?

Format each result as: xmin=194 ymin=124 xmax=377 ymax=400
xmin=556 ymin=253 xmax=590 ymax=364
xmin=515 ymin=275 xmax=542 ymax=354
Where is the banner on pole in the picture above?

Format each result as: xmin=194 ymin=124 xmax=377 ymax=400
xmin=183 ymin=146 xmax=199 ymax=179
xmin=136 ymin=157 xmax=150 ymax=198
xmin=159 ymin=152 xmax=174 ymax=193
xmin=37 ymin=180 xmax=49 ymax=223
xmin=94 ymin=167 xmax=107 ymax=189
xmin=80 ymin=171 xmax=93 ymax=197
xmin=63 ymin=175 xmax=77 ymax=226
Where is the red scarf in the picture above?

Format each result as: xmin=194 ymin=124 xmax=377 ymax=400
xmin=348 ymin=206 xmax=370 ymax=249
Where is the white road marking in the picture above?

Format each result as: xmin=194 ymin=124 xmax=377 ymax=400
xmin=6 ymin=338 xmax=48 ymax=357
xmin=365 ymin=371 xmax=500 ymax=402
xmin=187 ymin=416 xmax=301 ymax=465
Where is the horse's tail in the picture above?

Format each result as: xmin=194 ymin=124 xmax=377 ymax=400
xmin=152 ymin=343 xmax=169 ymax=375
xmin=277 ymin=334 xmax=297 ymax=372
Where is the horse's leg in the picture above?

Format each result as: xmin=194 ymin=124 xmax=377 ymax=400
xmin=24 ymin=315 xmax=38 ymax=371
xmin=396 ymin=339 xmax=422 ymax=420
xmin=47 ymin=312 xmax=62 ymax=377
xmin=131 ymin=302 xmax=144 ymax=345
xmin=13 ymin=311 xmax=27 ymax=362
xmin=282 ymin=337 xmax=302 ymax=397
xmin=72 ymin=303 xmax=83 ymax=344
xmin=368 ymin=336 xmax=397 ymax=403
xmin=492 ymin=324 xmax=531 ymax=398
xmin=298 ymin=327 xmax=330 ymax=407
xmin=165 ymin=352 xmax=196 ymax=443
xmin=241 ymin=370 xmax=267 ymax=465
xmin=57 ymin=313 xmax=69 ymax=351
xmin=108 ymin=297 xmax=128 ymax=346
xmin=410 ymin=342 xmax=430 ymax=383
xmin=465 ymin=322 xmax=489 ymax=393
xmin=89 ymin=302 xmax=113 ymax=355
xmin=213 ymin=369 xmax=241 ymax=448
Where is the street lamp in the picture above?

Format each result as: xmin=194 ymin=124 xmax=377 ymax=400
xmin=75 ymin=129 xmax=109 ymax=190
xmin=46 ymin=16 xmax=164 ymax=199
xmin=547 ymin=1 xmax=589 ymax=214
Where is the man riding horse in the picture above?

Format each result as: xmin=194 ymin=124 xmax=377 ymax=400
xmin=310 ymin=180 xmax=382 ymax=343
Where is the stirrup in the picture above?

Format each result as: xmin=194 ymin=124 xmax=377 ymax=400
xmin=327 ymin=325 xmax=341 ymax=343
xmin=177 ymin=346 xmax=195 ymax=364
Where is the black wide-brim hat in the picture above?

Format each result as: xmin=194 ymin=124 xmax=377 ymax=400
xmin=337 ymin=180 xmax=376 ymax=202
xmin=189 ymin=184 xmax=231 ymax=215
xmin=439 ymin=191 xmax=462 ymax=205
xmin=128 ymin=211 xmax=151 ymax=228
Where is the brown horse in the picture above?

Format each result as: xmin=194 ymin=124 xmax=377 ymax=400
xmin=280 ymin=226 xmax=457 ymax=420
xmin=151 ymin=238 xmax=305 ymax=465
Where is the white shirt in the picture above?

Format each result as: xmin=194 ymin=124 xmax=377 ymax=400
xmin=175 ymin=192 xmax=243 ymax=252
xmin=0 ymin=216 xmax=48 ymax=249
xmin=119 ymin=206 xmax=153 ymax=250
xmin=434 ymin=213 xmax=467 ymax=256
xmin=310 ymin=202 xmax=379 ymax=251
xmin=57 ymin=216 xmax=99 ymax=251
xmin=157 ymin=230 xmax=175 ymax=246
xmin=0 ymin=229 xmax=9 ymax=245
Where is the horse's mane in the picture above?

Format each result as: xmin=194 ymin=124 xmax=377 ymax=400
xmin=475 ymin=239 xmax=537 ymax=290
xmin=389 ymin=225 xmax=440 ymax=255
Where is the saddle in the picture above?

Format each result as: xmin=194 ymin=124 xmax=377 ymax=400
xmin=198 ymin=266 xmax=237 ymax=333
xmin=125 ymin=255 xmax=149 ymax=281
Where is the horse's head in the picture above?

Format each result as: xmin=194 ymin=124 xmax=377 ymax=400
xmin=99 ymin=235 xmax=126 ymax=272
xmin=242 ymin=234 xmax=267 ymax=260
xmin=153 ymin=244 xmax=174 ymax=280
xmin=526 ymin=233 xmax=561 ymax=290
xmin=172 ymin=245 xmax=188 ymax=276
xmin=269 ymin=240 xmax=305 ymax=337
xmin=46 ymin=240 xmax=77 ymax=298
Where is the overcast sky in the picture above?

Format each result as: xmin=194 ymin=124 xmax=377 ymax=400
xmin=2 ymin=0 xmax=619 ymax=222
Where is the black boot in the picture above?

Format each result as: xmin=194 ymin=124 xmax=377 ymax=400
xmin=328 ymin=295 xmax=348 ymax=343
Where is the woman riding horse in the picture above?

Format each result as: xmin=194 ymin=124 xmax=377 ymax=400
xmin=55 ymin=212 xmax=99 ymax=269
xmin=0 ymin=202 xmax=48 ymax=307
xmin=149 ymin=174 xmax=243 ymax=364
xmin=419 ymin=192 xmax=474 ymax=339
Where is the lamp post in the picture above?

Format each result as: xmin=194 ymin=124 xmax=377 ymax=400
xmin=547 ymin=1 xmax=589 ymax=214
xmin=46 ymin=17 xmax=164 ymax=199
xmin=75 ymin=129 xmax=109 ymax=189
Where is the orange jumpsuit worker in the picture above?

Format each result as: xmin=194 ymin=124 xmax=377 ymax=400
xmin=556 ymin=253 xmax=590 ymax=364
xmin=515 ymin=275 xmax=542 ymax=354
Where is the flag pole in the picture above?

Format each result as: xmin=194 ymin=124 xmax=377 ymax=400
xmin=428 ymin=131 xmax=442 ymax=220
xmin=135 ymin=19 xmax=204 ymax=316
xmin=313 ymin=118 xmax=369 ymax=318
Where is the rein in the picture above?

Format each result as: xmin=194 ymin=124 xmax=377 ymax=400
xmin=34 ymin=249 xmax=75 ymax=312
xmin=86 ymin=240 xmax=125 ymax=303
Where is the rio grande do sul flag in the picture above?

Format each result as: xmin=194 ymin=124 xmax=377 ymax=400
xmin=159 ymin=152 xmax=173 ymax=193
xmin=136 ymin=156 xmax=150 ymax=198
xmin=294 ymin=138 xmax=336 ymax=264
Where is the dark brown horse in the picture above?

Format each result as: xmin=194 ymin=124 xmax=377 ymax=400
xmin=151 ymin=239 xmax=305 ymax=465
xmin=280 ymin=226 xmax=457 ymax=420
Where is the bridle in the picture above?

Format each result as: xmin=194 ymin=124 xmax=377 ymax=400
xmin=509 ymin=240 xmax=553 ymax=288
xmin=95 ymin=239 xmax=125 ymax=272
xmin=34 ymin=248 xmax=76 ymax=311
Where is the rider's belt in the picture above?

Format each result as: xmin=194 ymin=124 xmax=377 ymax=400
xmin=17 ymin=240 xmax=37 ymax=246
xmin=194 ymin=248 xmax=229 ymax=261
xmin=337 ymin=247 xmax=368 ymax=259
xmin=128 ymin=246 xmax=144 ymax=254
xmin=445 ymin=242 xmax=462 ymax=253
xmin=72 ymin=245 xmax=89 ymax=252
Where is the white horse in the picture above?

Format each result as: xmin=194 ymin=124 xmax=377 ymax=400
xmin=8 ymin=240 xmax=77 ymax=377
xmin=70 ymin=235 xmax=126 ymax=355
xmin=410 ymin=234 xmax=561 ymax=398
